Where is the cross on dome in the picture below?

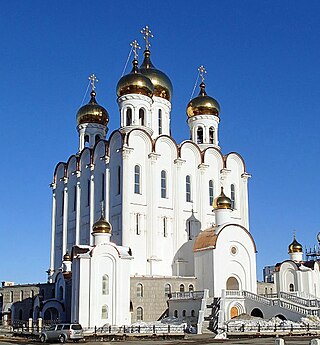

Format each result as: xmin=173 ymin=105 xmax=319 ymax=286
xmin=141 ymin=25 xmax=154 ymax=50
xmin=130 ymin=40 xmax=141 ymax=60
xmin=89 ymin=74 xmax=98 ymax=91
xmin=198 ymin=65 xmax=207 ymax=83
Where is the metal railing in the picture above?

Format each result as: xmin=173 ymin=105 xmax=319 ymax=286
xmin=170 ymin=291 xmax=204 ymax=300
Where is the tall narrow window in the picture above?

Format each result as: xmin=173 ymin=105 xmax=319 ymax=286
xmin=189 ymin=284 xmax=194 ymax=292
xmin=209 ymin=180 xmax=214 ymax=206
xmin=126 ymin=108 xmax=132 ymax=126
xmin=101 ymin=305 xmax=108 ymax=319
xmin=59 ymin=286 xmax=64 ymax=300
xmin=117 ymin=166 xmax=121 ymax=195
xmin=87 ymin=179 xmax=90 ymax=206
xmin=61 ymin=190 xmax=64 ymax=216
xmin=84 ymin=135 xmax=89 ymax=147
xmin=186 ymin=175 xmax=191 ymax=202
xmin=136 ymin=213 xmax=141 ymax=235
xmin=230 ymin=184 xmax=235 ymax=209
xmin=180 ymin=284 xmax=185 ymax=292
xmin=101 ymin=173 xmax=105 ymax=201
xmin=134 ymin=165 xmax=141 ymax=194
xmin=161 ymin=170 xmax=167 ymax=198
xmin=139 ymin=108 xmax=145 ymax=126
xmin=73 ymin=185 xmax=77 ymax=212
xmin=95 ymin=134 xmax=101 ymax=143
xmin=158 ymin=109 xmax=162 ymax=135
xmin=10 ymin=291 xmax=13 ymax=303
xmin=197 ymin=127 xmax=203 ymax=144
xmin=209 ymin=127 xmax=215 ymax=144
xmin=187 ymin=220 xmax=192 ymax=240
xmin=163 ymin=217 xmax=168 ymax=237
xmin=137 ymin=307 xmax=143 ymax=321
xmin=165 ymin=283 xmax=171 ymax=297
xmin=289 ymin=284 xmax=294 ymax=292
xmin=20 ymin=290 xmax=23 ymax=301
xmin=102 ymin=275 xmax=109 ymax=295
xmin=137 ymin=283 xmax=143 ymax=297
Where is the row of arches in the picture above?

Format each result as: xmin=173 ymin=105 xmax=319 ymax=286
xmin=196 ymin=126 xmax=215 ymax=144
xmin=124 ymin=108 xmax=164 ymax=135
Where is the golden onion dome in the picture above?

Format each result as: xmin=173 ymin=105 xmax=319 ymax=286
xmin=288 ymin=235 xmax=303 ymax=253
xmin=117 ymin=58 xmax=154 ymax=98
xmin=77 ymin=90 xmax=109 ymax=126
xmin=213 ymin=187 xmax=232 ymax=210
xmin=92 ymin=214 xmax=112 ymax=234
xmin=139 ymin=50 xmax=173 ymax=101
xmin=63 ymin=251 xmax=71 ymax=261
xmin=187 ymin=82 xmax=220 ymax=118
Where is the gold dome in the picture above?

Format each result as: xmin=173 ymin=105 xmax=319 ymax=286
xmin=63 ymin=251 xmax=71 ymax=261
xmin=92 ymin=214 xmax=112 ymax=234
xmin=187 ymin=82 xmax=220 ymax=118
xmin=77 ymin=91 xmax=109 ymax=126
xmin=213 ymin=187 xmax=232 ymax=210
xmin=288 ymin=235 xmax=303 ymax=253
xmin=140 ymin=50 xmax=173 ymax=101
xmin=117 ymin=59 xmax=154 ymax=98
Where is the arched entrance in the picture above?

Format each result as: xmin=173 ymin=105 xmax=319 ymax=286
xmin=230 ymin=306 xmax=239 ymax=319
xmin=251 ymin=308 xmax=264 ymax=318
xmin=226 ymin=277 xmax=239 ymax=290
xmin=275 ymin=314 xmax=287 ymax=321
xmin=43 ymin=307 xmax=59 ymax=321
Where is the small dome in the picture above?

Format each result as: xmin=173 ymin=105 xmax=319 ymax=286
xmin=77 ymin=91 xmax=109 ymax=126
xmin=92 ymin=214 xmax=112 ymax=234
xmin=63 ymin=251 xmax=71 ymax=261
xmin=213 ymin=187 xmax=232 ymax=210
xmin=288 ymin=235 xmax=303 ymax=253
xmin=117 ymin=59 xmax=154 ymax=98
xmin=187 ymin=82 xmax=220 ymax=118
xmin=140 ymin=50 xmax=173 ymax=101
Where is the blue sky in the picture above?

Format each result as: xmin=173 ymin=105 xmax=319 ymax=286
xmin=1 ymin=0 xmax=320 ymax=283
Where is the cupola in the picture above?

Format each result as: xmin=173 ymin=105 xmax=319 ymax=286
xmin=288 ymin=233 xmax=303 ymax=262
xmin=92 ymin=214 xmax=112 ymax=234
xmin=213 ymin=187 xmax=232 ymax=210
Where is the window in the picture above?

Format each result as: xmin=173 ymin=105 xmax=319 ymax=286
xmin=59 ymin=286 xmax=64 ymax=300
xmin=61 ymin=190 xmax=64 ymax=216
xmin=84 ymin=135 xmax=89 ymax=147
xmin=10 ymin=291 xmax=13 ymax=302
xmin=101 ymin=305 xmax=108 ymax=319
xmin=102 ymin=275 xmax=109 ymax=295
xmin=231 ymin=184 xmax=235 ymax=209
xmin=95 ymin=134 xmax=101 ymax=143
xmin=158 ymin=109 xmax=162 ymax=135
xmin=180 ymin=284 xmax=185 ymax=292
xmin=209 ymin=180 xmax=214 ymax=206
xmin=20 ymin=290 xmax=23 ymax=301
xmin=137 ymin=283 xmax=143 ymax=297
xmin=117 ymin=166 xmax=121 ymax=195
xmin=30 ymin=290 xmax=34 ymax=298
xmin=289 ymin=283 xmax=294 ymax=292
xmin=163 ymin=217 xmax=168 ymax=237
xmin=191 ymin=310 xmax=195 ymax=317
xmin=101 ymin=173 xmax=105 ymax=201
xmin=126 ymin=108 xmax=132 ymax=126
xmin=189 ymin=284 xmax=194 ymax=292
xmin=161 ymin=170 xmax=167 ymax=198
xmin=174 ymin=310 xmax=178 ymax=318
xmin=136 ymin=213 xmax=141 ymax=235
xmin=137 ymin=307 xmax=143 ymax=321
xmin=187 ymin=220 xmax=192 ymax=240
xmin=209 ymin=127 xmax=215 ymax=144
xmin=182 ymin=310 xmax=186 ymax=317
xmin=165 ymin=283 xmax=171 ymax=297
xmin=134 ymin=165 xmax=141 ymax=194
xmin=87 ymin=179 xmax=90 ymax=206
xmin=18 ymin=309 xmax=23 ymax=320
xmin=197 ymin=127 xmax=203 ymax=144
xmin=73 ymin=185 xmax=77 ymax=212
xmin=186 ymin=175 xmax=191 ymax=202
xmin=139 ymin=108 xmax=145 ymax=126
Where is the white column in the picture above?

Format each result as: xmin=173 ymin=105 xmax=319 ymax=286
xmin=75 ymin=177 xmax=81 ymax=245
xmin=50 ymin=187 xmax=57 ymax=273
xmin=198 ymin=164 xmax=208 ymax=228
xmin=89 ymin=168 xmax=95 ymax=246
xmin=62 ymin=183 xmax=68 ymax=257
xmin=241 ymin=173 xmax=251 ymax=230
xmin=104 ymin=159 xmax=110 ymax=220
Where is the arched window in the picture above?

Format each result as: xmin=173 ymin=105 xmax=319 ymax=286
xmin=101 ymin=305 xmax=108 ymax=319
xmin=158 ymin=109 xmax=162 ymax=134
xmin=180 ymin=284 xmax=185 ymax=292
xmin=59 ymin=286 xmax=64 ymax=300
xmin=137 ymin=307 xmax=143 ymax=321
xmin=191 ymin=310 xmax=195 ymax=317
xmin=84 ymin=135 xmax=89 ymax=147
xmin=163 ymin=217 xmax=168 ymax=237
xmin=101 ymin=173 xmax=105 ymax=202
xmin=182 ymin=310 xmax=186 ymax=317
xmin=137 ymin=283 xmax=143 ymax=297
xmin=226 ymin=277 xmax=239 ymax=290
xmin=102 ymin=275 xmax=109 ymax=295
xmin=186 ymin=175 xmax=191 ymax=202
xmin=231 ymin=184 xmax=235 ymax=209
xmin=126 ymin=108 xmax=132 ymax=126
xmin=289 ymin=283 xmax=294 ymax=292
xmin=95 ymin=134 xmax=101 ymax=143
xmin=197 ymin=127 xmax=203 ymax=144
xmin=165 ymin=283 xmax=171 ymax=297
xmin=174 ymin=310 xmax=178 ymax=318
xmin=139 ymin=108 xmax=145 ymax=126
xmin=20 ymin=290 xmax=23 ymax=301
xmin=136 ymin=213 xmax=141 ymax=235
xmin=117 ymin=166 xmax=121 ymax=195
xmin=189 ymin=284 xmax=194 ymax=292
xmin=209 ymin=180 xmax=214 ymax=206
xmin=134 ymin=165 xmax=141 ymax=194
xmin=161 ymin=170 xmax=167 ymax=198
xmin=209 ymin=127 xmax=215 ymax=144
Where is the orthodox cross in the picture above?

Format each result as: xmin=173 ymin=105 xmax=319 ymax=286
xmin=141 ymin=25 xmax=154 ymax=50
xmin=100 ymin=201 xmax=105 ymax=218
xmin=89 ymin=74 xmax=98 ymax=91
xmin=198 ymin=65 xmax=206 ymax=83
xmin=130 ymin=40 xmax=141 ymax=60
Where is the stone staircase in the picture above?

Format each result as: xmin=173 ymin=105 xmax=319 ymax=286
xmin=201 ymin=297 xmax=221 ymax=333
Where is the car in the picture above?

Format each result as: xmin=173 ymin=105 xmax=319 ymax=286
xmin=39 ymin=323 xmax=84 ymax=343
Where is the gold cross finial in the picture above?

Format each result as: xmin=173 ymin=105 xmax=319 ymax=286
xmin=198 ymin=65 xmax=206 ymax=83
xmin=130 ymin=40 xmax=141 ymax=60
xmin=89 ymin=74 xmax=98 ymax=91
xmin=141 ymin=25 xmax=154 ymax=50
xmin=293 ymin=229 xmax=296 ymax=239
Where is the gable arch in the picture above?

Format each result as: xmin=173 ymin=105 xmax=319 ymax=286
xmin=54 ymin=162 xmax=67 ymax=183
xmin=126 ymin=128 xmax=153 ymax=153
xmin=179 ymin=141 xmax=202 ymax=165
xmin=224 ymin=152 xmax=246 ymax=174
xmin=154 ymin=135 xmax=179 ymax=160
xmin=202 ymin=147 xmax=224 ymax=168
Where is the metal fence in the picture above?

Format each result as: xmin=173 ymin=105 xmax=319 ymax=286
xmin=226 ymin=323 xmax=320 ymax=334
